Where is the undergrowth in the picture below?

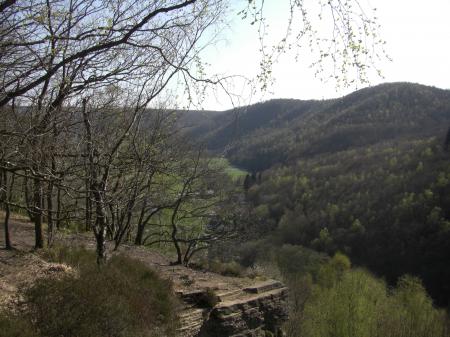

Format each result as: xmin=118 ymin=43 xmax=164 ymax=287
xmin=0 ymin=247 xmax=179 ymax=337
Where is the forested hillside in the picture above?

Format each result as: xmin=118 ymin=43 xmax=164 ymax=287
xmin=189 ymin=82 xmax=450 ymax=170
xmin=186 ymin=82 xmax=450 ymax=307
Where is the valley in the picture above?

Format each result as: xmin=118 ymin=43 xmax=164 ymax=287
xmin=184 ymin=82 xmax=450 ymax=308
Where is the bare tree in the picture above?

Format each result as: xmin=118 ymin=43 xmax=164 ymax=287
xmin=0 ymin=0 xmax=387 ymax=262
xmin=140 ymin=149 xmax=240 ymax=265
xmin=0 ymin=0 xmax=227 ymax=106
xmin=1 ymin=0 xmax=387 ymax=106
xmin=1 ymin=0 xmax=227 ymax=257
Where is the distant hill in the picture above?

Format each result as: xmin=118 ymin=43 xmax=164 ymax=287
xmin=185 ymin=82 xmax=450 ymax=171
xmin=181 ymin=82 xmax=450 ymax=307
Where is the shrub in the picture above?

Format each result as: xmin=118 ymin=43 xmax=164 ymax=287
xmin=0 ymin=311 xmax=37 ymax=337
xmin=198 ymin=288 xmax=219 ymax=308
xmin=19 ymin=248 xmax=179 ymax=337
xmin=41 ymin=245 xmax=95 ymax=270
xmin=208 ymin=259 xmax=244 ymax=277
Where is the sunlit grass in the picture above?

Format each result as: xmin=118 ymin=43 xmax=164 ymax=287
xmin=209 ymin=157 xmax=247 ymax=181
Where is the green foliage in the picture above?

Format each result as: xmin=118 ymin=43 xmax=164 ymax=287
xmin=311 ymin=228 xmax=334 ymax=253
xmin=194 ymin=82 xmax=450 ymax=308
xmin=236 ymin=137 xmax=450 ymax=306
xmin=209 ymin=157 xmax=247 ymax=181
xmin=302 ymin=269 xmax=387 ymax=337
xmin=330 ymin=252 xmax=351 ymax=274
xmin=384 ymin=275 xmax=449 ymax=337
xmin=315 ymin=252 xmax=350 ymax=289
xmin=275 ymin=244 xmax=327 ymax=278
xmin=190 ymin=82 xmax=450 ymax=335
xmin=215 ymin=240 xmax=449 ymax=337
xmin=285 ymin=261 xmax=449 ymax=337
xmin=14 ymin=248 xmax=179 ymax=337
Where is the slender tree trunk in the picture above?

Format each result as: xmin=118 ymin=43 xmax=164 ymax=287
xmin=108 ymin=204 xmax=116 ymax=239
xmin=2 ymin=170 xmax=13 ymax=250
xmin=56 ymin=185 xmax=61 ymax=229
xmin=46 ymin=149 xmax=57 ymax=245
xmin=95 ymin=224 xmax=107 ymax=264
xmin=135 ymin=223 xmax=145 ymax=246
xmin=114 ymin=205 xmax=133 ymax=250
xmin=47 ymin=181 xmax=54 ymax=246
xmin=134 ymin=197 xmax=148 ymax=245
xmin=83 ymin=98 xmax=107 ymax=264
xmin=93 ymin=188 xmax=107 ymax=264
xmin=24 ymin=175 xmax=34 ymax=222
xmin=4 ymin=201 xmax=12 ymax=250
xmin=85 ymin=177 xmax=91 ymax=231
xmin=170 ymin=176 xmax=194 ymax=265
xmin=183 ymin=242 xmax=195 ymax=266
xmin=33 ymin=176 xmax=44 ymax=249
xmin=171 ymin=216 xmax=182 ymax=265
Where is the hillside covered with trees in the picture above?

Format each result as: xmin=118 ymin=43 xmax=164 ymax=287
xmin=186 ymin=82 xmax=450 ymax=308
xmin=191 ymin=83 xmax=450 ymax=170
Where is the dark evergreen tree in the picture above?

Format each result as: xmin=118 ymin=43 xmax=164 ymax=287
xmin=243 ymin=174 xmax=251 ymax=192
xmin=444 ymin=126 xmax=450 ymax=151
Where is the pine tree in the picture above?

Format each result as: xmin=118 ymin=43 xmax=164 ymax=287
xmin=444 ymin=126 xmax=450 ymax=151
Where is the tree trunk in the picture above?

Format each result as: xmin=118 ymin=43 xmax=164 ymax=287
xmin=24 ymin=175 xmax=35 ymax=223
xmin=46 ymin=150 xmax=56 ymax=245
xmin=85 ymin=177 xmax=91 ymax=231
xmin=95 ymin=223 xmax=107 ymax=265
xmin=134 ymin=197 xmax=149 ymax=245
xmin=2 ymin=170 xmax=13 ymax=250
xmin=47 ymin=181 xmax=54 ymax=246
xmin=56 ymin=185 xmax=61 ymax=229
xmin=135 ymin=223 xmax=144 ymax=246
xmin=33 ymin=177 xmax=44 ymax=249
xmin=171 ymin=222 xmax=182 ymax=265
xmin=92 ymin=186 xmax=108 ymax=264
xmin=183 ymin=242 xmax=195 ymax=266
xmin=4 ymin=201 xmax=12 ymax=250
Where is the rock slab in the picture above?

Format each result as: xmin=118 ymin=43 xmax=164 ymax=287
xmin=178 ymin=280 xmax=288 ymax=337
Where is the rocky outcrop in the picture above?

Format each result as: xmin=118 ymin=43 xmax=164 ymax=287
xmin=178 ymin=280 xmax=288 ymax=337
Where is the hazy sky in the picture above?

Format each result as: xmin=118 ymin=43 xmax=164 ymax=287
xmin=195 ymin=0 xmax=450 ymax=110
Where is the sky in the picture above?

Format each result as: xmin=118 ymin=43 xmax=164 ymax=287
xmin=194 ymin=0 xmax=450 ymax=111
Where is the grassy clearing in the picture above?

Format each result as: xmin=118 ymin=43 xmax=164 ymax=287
xmin=209 ymin=157 xmax=247 ymax=181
